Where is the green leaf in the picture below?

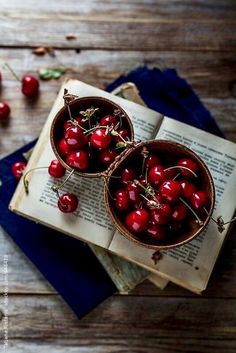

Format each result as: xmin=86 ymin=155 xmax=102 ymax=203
xmin=38 ymin=67 xmax=66 ymax=80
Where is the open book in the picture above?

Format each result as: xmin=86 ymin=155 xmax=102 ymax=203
xmin=10 ymin=79 xmax=236 ymax=294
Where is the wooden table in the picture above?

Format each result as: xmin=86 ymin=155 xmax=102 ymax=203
xmin=0 ymin=1 xmax=236 ymax=352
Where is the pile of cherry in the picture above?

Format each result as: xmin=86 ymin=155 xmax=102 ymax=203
xmin=57 ymin=109 xmax=132 ymax=173
xmin=110 ymin=153 xmax=209 ymax=243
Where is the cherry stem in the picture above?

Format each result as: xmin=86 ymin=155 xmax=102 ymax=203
xmin=172 ymin=172 xmax=181 ymax=180
xmin=23 ymin=167 xmax=48 ymax=194
xmin=66 ymin=105 xmax=87 ymax=132
xmin=51 ymin=169 xmax=75 ymax=193
xmin=85 ymin=125 xmax=109 ymax=135
xmin=4 ymin=63 xmax=21 ymax=82
xmin=180 ymin=197 xmax=203 ymax=226
xmin=164 ymin=166 xmax=198 ymax=178
xmin=222 ymin=216 xmax=236 ymax=226
xmin=204 ymin=207 xmax=236 ymax=233
xmin=145 ymin=167 xmax=148 ymax=184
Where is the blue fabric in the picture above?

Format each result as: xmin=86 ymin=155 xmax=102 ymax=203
xmin=0 ymin=66 xmax=223 ymax=319
xmin=107 ymin=66 xmax=223 ymax=137
xmin=0 ymin=141 xmax=116 ymax=319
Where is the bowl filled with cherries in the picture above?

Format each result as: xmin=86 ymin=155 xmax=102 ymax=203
xmin=50 ymin=91 xmax=215 ymax=250
xmin=104 ymin=140 xmax=215 ymax=250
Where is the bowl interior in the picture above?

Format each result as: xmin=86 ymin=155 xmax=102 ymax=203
xmin=50 ymin=96 xmax=134 ymax=177
xmin=105 ymin=139 xmax=215 ymax=250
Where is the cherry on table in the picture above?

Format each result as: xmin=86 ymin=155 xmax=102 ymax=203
xmin=0 ymin=101 xmax=10 ymax=120
xmin=159 ymin=180 xmax=181 ymax=203
xmin=58 ymin=193 xmax=78 ymax=213
xmin=48 ymin=159 xmax=66 ymax=178
xmin=66 ymin=150 xmax=89 ymax=170
xmin=90 ymin=128 xmax=111 ymax=149
xmin=21 ymin=75 xmax=39 ymax=98
xmin=11 ymin=161 xmax=26 ymax=180
xmin=125 ymin=209 xmax=150 ymax=233
xmin=115 ymin=189 xmax=130 ymax=211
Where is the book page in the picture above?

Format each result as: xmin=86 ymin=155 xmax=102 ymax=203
xmin=109 ymin=117 xmax=236 ymax=292
xmin=10 ymin=79 xmax=163 ymax=249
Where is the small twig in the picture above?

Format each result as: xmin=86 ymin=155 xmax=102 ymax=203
xmin=23 ymin=167 xmax=48 ymax=194
xmin=51 ymin=169 xmax=75 ymax=193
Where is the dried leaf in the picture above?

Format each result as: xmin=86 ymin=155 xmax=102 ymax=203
xmin=66 ymin=34 xmax=77 ymax=40
xmin=32 ymin=47 xmax=55 ymax=57
xmin=38 ymin=67 xmax=66 ymax=80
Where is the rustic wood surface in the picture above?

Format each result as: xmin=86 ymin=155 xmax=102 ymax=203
xmin=0 ymin=1 xmax=236 ymax=352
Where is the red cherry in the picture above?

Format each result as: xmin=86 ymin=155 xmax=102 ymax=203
xmin=146 ymin=224 xmax=167 ymax=241
xmin=165 ymin=168 xmax=179 ymax=180
xmin=125 ymin=181 xmax=141 ymax=203
xmin=121 ymin=167 xmax=136 ymax=184
xmin=11 ymin=161 xmax=26 ymax=180
xmin=180 ymin=180 xmax=197 ymax=200
xmin=48 ymin=159 xmax=65 ymax=178
xmin=115 ymin=189 xmax=130 ymax=211
xmin=58 ymin=193 xmax=78 ymax=213
xmin=177 ymin=158 xmax=198 ymax=178
xmin=148 ymin=165 xmax=166 ymax=187
xmin=90 ymin=128 xmax=111 ymax=149
xmin=191 ymin=191 xmax=208 ymax=210
xmin=64 ymin=121 xmax=72 ymax=131
xmin=99 ymin=149 xmax=117 ymax=165
xmin=151 ymin=204 xmax=172 ymax=225
xmin=159 ymin=180 xmax=181 ymax=203
xmin=125 ymin=209 xmax=150 ymax=233
xmin=74 ymin=116 xmax=85 ymax=127
xmin=0 ymin=102 xmax=10 ymax=120
xmin=65 ymin=126 xmax=87 ymax=149
xmin=171 ymin=202 xmax=188 ymax=221
xmin=146 ymin=154 xmax=161 ymax=168
xmin=113 ymin=128 xmax=129 ymax=144
xmin=21 ymin=75 xmax=39 ymax=97
xmin=100 ymin=115 xmax=118 ymax=126
xmin=58 ymin=138 xmax=71 ymax=157
xmin=66 ymin=150 xmax=89 ymax=170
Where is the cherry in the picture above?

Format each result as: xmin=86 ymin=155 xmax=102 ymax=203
xmin=148 ymin=165 xmax=166 ymax=187
xmin=11 ymin=161 xmax=26 ymax=180
xmin=64 ymin=121 xmax=72 ymax=131
xmin=58 ymin=193 xmax=78 ymax=213
xmin=171 ymin=202 xmax=188 ymax=221
xmin=66 ymin=150 xmax=89 ymax=170
xmin=177 ymin=158 xmax=198 ymax=178
xmin=125 ymin=181 xmax=141 ymax=203
xmin=100 ymin=115 xmax=118 ymax=126
xmin=125 ymin=209 xmax=150 ymax=233
xmin=159 ymin=180 xmax=181 ymax=203
xmin=115 ymin=189 xmax=130 ymax=211
xmin=65 ymin=126 xmax=87 ymax=149
xmin=169 ymin=222 xmax=183 ymax=233
xmin=90 ymin=128 xmax=111 ymax=149
xmin=146 ymin=154 xmax=160 ymax=168
xmin=0 ymin=102 xmax=10 ymax=120
xmin=180 ymin=180 xmax=197 ymax=200
xmin=165 ymin=168 xmax=178 ymax=180
xmin=146 ymin=224 xmax=166 ymax=241
xmin=113 ymin=128 xmax=129 ymax=144
xmin=21 ymin=75 xmax=39 ymax=97
xmin=58 ymin=138 xmax=71 ymax=157
xmin=99 ymin=149 xmax=117 ymax=165
xmin=48 ymin=159 xmax=65 ymax=178
xmin=191 ymin=190 xmax=208 ymax=210
xmin=151 ymin=204 xmax=172 ymax=225
xmin=121 ymin=167 xmax=136 ymax=184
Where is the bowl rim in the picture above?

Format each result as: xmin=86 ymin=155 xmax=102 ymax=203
xmin=104 ymin=139 xmax=216 ymax=250
xmin=50 ymin=95 xmax=135 ymax=178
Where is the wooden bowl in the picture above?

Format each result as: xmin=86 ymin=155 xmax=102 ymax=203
xmin=104 ymin=140 xmax=215 ymax=250
xmin=50 ymin=96 xmax=134 ymax=177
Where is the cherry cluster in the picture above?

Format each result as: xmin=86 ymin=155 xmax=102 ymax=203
xmin=0 ymin=67 xmax=40 ymax=121
xmin=111 ymin=152 xmax=209 ymax=244
xmin=57 ymin=108 xmax=132 ymax=173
